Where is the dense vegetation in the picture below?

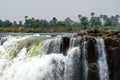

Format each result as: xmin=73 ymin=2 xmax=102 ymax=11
xmin=0 ymin=13 xmax=120 ymax=32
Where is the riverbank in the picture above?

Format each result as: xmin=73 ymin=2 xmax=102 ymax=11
xmin=0 ymin=27 xmax=79 ymax=33
xmin=0 ymin=26 xmax=120 ymax=33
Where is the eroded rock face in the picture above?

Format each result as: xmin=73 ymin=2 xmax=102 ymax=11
xmin=86 ymin=35 xmax=120 ymax=80
xmin=104 ymin=37 xmax=120 ymax=80
xmin=61 ymin=30 xmax=120 ymax=80
xmin=89 ymin=30 xmax=120 ymax=80
xmin=62 ymin=37 xmax=70 ymax=55
xmin=87 ymin=37 xmax=99 ymax=80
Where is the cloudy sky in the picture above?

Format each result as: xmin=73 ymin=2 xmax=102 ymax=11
xmin=0 ymin=0 xmax=120 ymax=22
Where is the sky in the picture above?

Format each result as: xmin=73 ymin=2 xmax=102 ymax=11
xmin=0 ymin=0 xmax=120 ymax=22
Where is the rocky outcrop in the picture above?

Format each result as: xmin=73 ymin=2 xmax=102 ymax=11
xmin=103 ymin=33 xmax=120 ymax=80
xmin=87 ymin=38 xmax=99 ymax=80
xmin=86 ymin=32 xmax=120 ymax=80
xmin=61 ymin=30 xmax=120 ymax=80
xmin=85 ymin=30 xmax=120 ymax=80
xmin=87 ymin=30 xmax=120 ymax=80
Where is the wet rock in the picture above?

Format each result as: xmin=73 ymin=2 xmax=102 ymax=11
xmin=87 ymin=37 xmax=99 ymax=80
xmin=105 ymin=39 xmax=120 ymax=80
xmin=62 ymin=30 xmax=120 ymax=80
xmin=62 ymin=37 xmax=70 ymax=55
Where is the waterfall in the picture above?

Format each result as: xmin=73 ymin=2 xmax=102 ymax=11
xmin=0 ymin=34 xmax=82 ymax=80
xmin=82 ymin=37 xmax=88 ymax=80
xmin=64 ymin=47 xmax=81 ymax=80
xmin=0 ymin=34 xmax=110 ymax=80
xmin=44 ymin=37 xmax=62 ymax=54
xmin=69 ymin=37 xmax=81 ymax=48
xmin=69 ymin=36 xmax=88 ymax=80
xmin=95 ymin=37 xmax=109 ymax=80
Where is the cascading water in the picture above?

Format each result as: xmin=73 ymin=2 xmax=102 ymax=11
xmin=0 ymin=34 xmax=82 ymax=80
xmin=0 ymin=34 xmax=65 ymax=80
xmin=0 ymin=33 xmax=110 ymax=80
xmin=69 ymin=37 xmax=81 ymax=48
xmin=95 ymin=37 xmax=109 ymax=80
xmin=44 ymin=37 xmax=62 ymax=54
xmin=64 ymin=47 xmax=81 ymax=80
xmin=81 ymin=37 xmax=88 ymax=80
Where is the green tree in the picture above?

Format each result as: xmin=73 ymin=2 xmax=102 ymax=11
xmin=91 ymin=12 xmax=95 ymax=18
xmin=115 ymin=15 xmax=119 ymax=23
xmin=100 ymin=15 xmax=104 ymax=25
xmin=78 ymin=15 xmax=82 ymax=22
xmin=19 ymin=20 xmax=23 ymax=26
xmin=25 ymin=16 xmax=28 ymax=21
xmin=13 ymin=21 xmax=17 ymax=27
xmin=0 ymin=19 xmax=3 ymax=27
xmin=104 ymin=17 xmax=118 ymax=27
xmin=103 ymin=15 xmax=108 ymax=23
xmin=64 ymin=17 xmax=73 ymax=31
xmin=3 ymin=20 xmax=12 ymax=27
xmin=80 ymin=17 xmax=88 ymax=29
xmin=24 ymin=16 xmax=28 ymax=27
xmin=50 ymin=17 xmax=57 ymax=29
xmin=90 ymin=12 xmax=95 ymax=27
xmin=93 ymin=17 xmax=101 ymax=27
xmin=52 ymin=17 xmax=57 ymax=25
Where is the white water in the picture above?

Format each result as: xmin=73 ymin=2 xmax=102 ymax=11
xmin=64 ymin=47 xmax=81 ymax=80
xmin=95 ymin=37 xmax=109 ymax=80
xmin=69 ymin=37 xmax=88 ymax=80
xmin=82 ymin=37 xmax=88 ymax=80
xmin=69 ymin=37 xmax=81 ymax=48
xmin=0 ymin=34 xmax=81 ymax=80
xmin=0 ymin=34 xmax=110 ymax=80
xmin=44 ymin=37 xmax=62 ymax=54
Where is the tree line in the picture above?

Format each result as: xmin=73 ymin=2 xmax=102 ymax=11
xmin=0 ymin=12 xmax=120 ymax=32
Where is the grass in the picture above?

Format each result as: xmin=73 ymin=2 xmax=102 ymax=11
xmin=0 ymin=26 xmax=120 ymax=33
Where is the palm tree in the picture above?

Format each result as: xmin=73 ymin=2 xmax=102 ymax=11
xmin=100 ymin=15 xmax=104 ymax=25
xmin=51 ymin=17 xmax=57 ymax=30
xmin=19 ymin=20 xmax=23 ymax=26
xmin=80 ymin=16 xmax=88 ymax=29
xmin=115 ymin=15 xmax=119 ymax=18
xmin=31 ymin=18 xmax=35 ymax=21
xmin=65 ymin=17 xmax=73 ymax=23
xmin=13 ymin=21 xmax=17 ymax=27
xmin=78 ymin=15 xmax=82 ymax=21
xmin=90 ymin=12 xmax=95 ymax=27
xmin=103 ymin=15 xmax=108 ymax=21
xmin=115 ymin=15 xmax=119 ymax=22
xmin=103 ymin=15 xmax=108 ymax=26
xmin=25 ymin=16 xmax=28 ymax=21
xmin=65 ymin=17 xmax=73 ymax=31
xmin=78 ymin=15 xmax=82 ymax=29
xmin=52 ymin=17 xmax=57 ymax=25
xmin=24 ymin=16 xmax=28 ymax=27
xmin=91 ymin=12 xmax=95 ymax=18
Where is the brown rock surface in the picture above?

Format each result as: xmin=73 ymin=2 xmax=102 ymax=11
xmin=62 ymin=30 xmax=120 ymax=80
xmin=103 ymin=31 xmax=120 ymax=80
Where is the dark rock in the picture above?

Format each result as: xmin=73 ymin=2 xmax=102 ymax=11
xmin=87 ymin=37 xmax=99 ymax=80
xmin=62 ymin=30 xmax=120 ymax=80
xmin=62 ymin=37 xmax=70 ymax=55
